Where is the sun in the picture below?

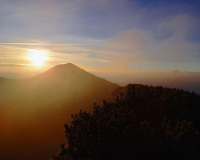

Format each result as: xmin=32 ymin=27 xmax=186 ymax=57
xmin=28 ymin=49 xmax=48 ymax=66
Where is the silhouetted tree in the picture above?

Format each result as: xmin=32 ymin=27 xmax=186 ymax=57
xmin=53 ymin=84 xmax=200 ymax=160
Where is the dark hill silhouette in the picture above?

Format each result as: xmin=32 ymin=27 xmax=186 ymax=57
xmin=0 ymin=63 xmax=119 ymax=160
xmin=53 ymin=84 xmax=200 ymax=160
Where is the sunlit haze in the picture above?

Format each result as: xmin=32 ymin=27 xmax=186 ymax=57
xmin=0 ymin=1 xmax=200 ymax=160
xmin=0 ymin=0 xmax=199 ymax=91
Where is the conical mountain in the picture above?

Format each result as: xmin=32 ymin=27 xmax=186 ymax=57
xmin=0 ymin=63 xmax=119 ymax=160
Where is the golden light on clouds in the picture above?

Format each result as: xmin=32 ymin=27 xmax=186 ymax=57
xmin=28 ymin=49 xmax=48 ymax=66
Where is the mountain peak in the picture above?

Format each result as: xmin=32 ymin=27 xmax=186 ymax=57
xmin=31 ymin=63 xmax=88 ymax=81
xmin=53 ymin=63 xmax=79 ymax=69
xmin=46 ymin=63 xmax=79 ymax=71
xmin=50 ymin=63 xmax=84 ymax=74
xmin=0 ymin=64 xmax=119 ymax=160
xmin=31 ymin=63 xmax=119 ymax=89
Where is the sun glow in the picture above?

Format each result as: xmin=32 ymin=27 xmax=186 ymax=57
xmin=28 ymin=49 xmax=48 ymax=66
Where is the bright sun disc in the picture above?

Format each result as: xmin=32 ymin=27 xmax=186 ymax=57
xmin=28 ymin=49 xmax=48 ymax=66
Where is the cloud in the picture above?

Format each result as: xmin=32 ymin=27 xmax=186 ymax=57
xmin=0 ymin=45 xmax=28 ymax=60
xmin=90 ymin=13 xmax=200 ymax=69
xmin=0 ymin=0 xmax=82 ymax=41
xmin=122 ymin=65 xmax=129 ymax=70
xmin=0 ymin=0 xmax=137 ymax=42
xmin=0 ymin=63 xmax=50 ymax=68
xmin=92 ymin=30 xmax=150 ymax=62
xmin=0 ymin=44 xmax=110 ymax=69
xmin=0 ymin=0 xmax=199 ymax=74
xmin=157 ymin=14 xmax=195 ymax=37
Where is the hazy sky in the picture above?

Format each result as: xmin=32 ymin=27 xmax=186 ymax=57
xmin=0 ymin=0 xmax=200 ymax=89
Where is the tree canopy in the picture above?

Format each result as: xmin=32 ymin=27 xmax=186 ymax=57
xmin=53 ymin=84 xmax=200 ymax=160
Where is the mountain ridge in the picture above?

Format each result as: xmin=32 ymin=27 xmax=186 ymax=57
xmin=0 ymin=63 xmax=119 ymax=160
xmin=28 ymin=63 xmax=118 ymax=86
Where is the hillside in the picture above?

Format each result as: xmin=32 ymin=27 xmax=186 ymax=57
xmin=0 ymin=63 xmax=119 ymax=160
xmin=54 ymin=84 xmax=200 ymax=159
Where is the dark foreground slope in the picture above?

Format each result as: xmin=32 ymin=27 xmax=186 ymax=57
xmin=54 ymin=84 xmax=200 ymax=160
xmin=0 ymin=63 xmax=119 ymax=160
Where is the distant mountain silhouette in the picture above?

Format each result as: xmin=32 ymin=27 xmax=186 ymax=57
xmin=0 ymin=63 xmax=119 ymax=160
